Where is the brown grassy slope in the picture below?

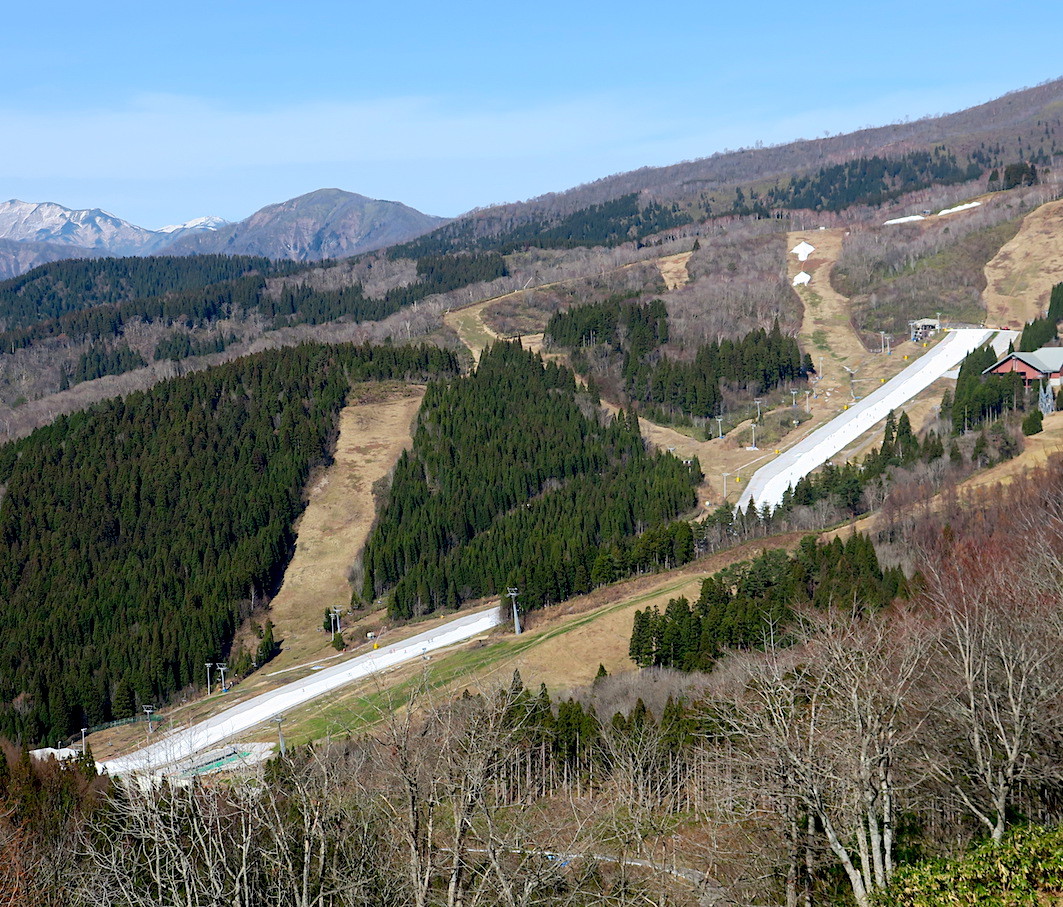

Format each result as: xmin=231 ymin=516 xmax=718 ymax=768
xmin=500 ymin=533 xmax=803 ymax=690
xmin=657 ymin=251 xmax=692 ymax=290
xmin=265 ymin=383 xmax=425 ymax=671
xmin=983 ymin=198 xmax=1063 ymax=329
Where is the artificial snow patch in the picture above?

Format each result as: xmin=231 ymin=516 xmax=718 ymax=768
xmin=793 ymin=271 xmax=811 ymax=286
xmin=937 ymin=201 xmax=981 ymax=217
xmin=790 ymin=240 xmax=816 ymax=261
xmin=884 ymin=215 xmax=926 ymax=225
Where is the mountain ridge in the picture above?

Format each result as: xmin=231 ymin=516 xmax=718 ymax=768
xmin=0 ymin=190 xmax=445 ymax=277
xmin=162 ymin=188 xmax=446 ymax=261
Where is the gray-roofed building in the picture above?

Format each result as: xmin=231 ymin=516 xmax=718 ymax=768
xmin=983 ymin=348 xmax=1063 ymax=387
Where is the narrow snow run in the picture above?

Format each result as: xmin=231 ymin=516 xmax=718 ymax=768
xmin=737 ymin=329 xmax=1010 ymax=512
xmin=102 ymin=606 xmax=503 ymax=775
xmin=937 ymin=201 xmax=981 ymax=217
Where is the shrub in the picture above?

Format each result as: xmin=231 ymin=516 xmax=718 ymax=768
xmin=876 ymin=825 xmax=1063 ymax=906
xmin=1022 ymin=409 xmax=1044 ymax=436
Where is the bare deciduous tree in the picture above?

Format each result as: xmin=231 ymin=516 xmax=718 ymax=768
xmin=920 ymin=543 xmax=1063 ymax=843
xmin=703 ymin=609 xmax=928 ymax=907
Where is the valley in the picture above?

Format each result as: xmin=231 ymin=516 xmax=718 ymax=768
xmin=8 ymin=75 xmax=1063 ymax=907
xmin=93 ymin=184 xmax=1056 ymax=767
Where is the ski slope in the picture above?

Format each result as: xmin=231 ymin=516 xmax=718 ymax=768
xmin=102 ymin=605 xmax=503 ymax=775
xmin=737 ymin=329 xmax=1013 ymax=513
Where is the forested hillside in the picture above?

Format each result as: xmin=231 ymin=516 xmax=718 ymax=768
xmin=0 ymin=255 xmax=289 ymax=333
xmin=630 ymin=534 xmax=907 ymax=670
xmin=360 ymin=342 xmax=700 ymax=616
xmin=0 ymin=342 xmax=459 ymax=743
xmin=8 ymin=443 xmax=1063 ymax=907
xmin=0 ymin=250 xmax=508 ymax=355
xmin=546 ymin=298 xmax=807 ymax=421
xmin=389 ymin=193 xmax=690 ymax=258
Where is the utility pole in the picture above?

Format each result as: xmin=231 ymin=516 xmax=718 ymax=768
xmin=754 ymin=398 xmax=763 ymax=420
xmin=722 ymin=472 xmax=730 ymax=500
xmin=716 ymin=415 xmax=723 ymax=439
xmin=750 ymin=422 xmax=758 ymax=449
xmin=143 ymin=705 xmax=155 ymax=743
xmin=205 ymin=662 xmax=213 ymax=697
xmin=790 ymin=389 xmax=798 ymax=407
xmin=330 ymin=607 xmax=343 ymax=636
xmin=805 ymin=389 xmax=812 ymax=413
xmin=507 ymin=587 xmax=522 ymax=635
xmin=81 ymin=727 xmax=88 ymax=754
xmin=216 ymin=663 xmax=227 ymax=693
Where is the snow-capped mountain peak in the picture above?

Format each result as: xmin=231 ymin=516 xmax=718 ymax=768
xmin=156 ymin=216 xmax=229 ymax=234
xmin=0 ymin=199 xmax=156 ymax=254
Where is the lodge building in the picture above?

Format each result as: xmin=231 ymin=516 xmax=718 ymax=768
xmin=982 ymin=348 xmax=1063 ymax=388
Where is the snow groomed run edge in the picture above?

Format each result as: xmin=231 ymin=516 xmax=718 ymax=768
xmin=102 ymin=605 xmax=503 ymax=775
xmin=737 ymin=329 xmax=1011 ymax=513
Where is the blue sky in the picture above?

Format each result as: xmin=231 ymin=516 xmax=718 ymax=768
xmin=2 ymin=0 xmax=1061 ymax=229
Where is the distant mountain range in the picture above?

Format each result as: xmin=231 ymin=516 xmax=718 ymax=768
xmin=0 ymin=200 xmax=226 ymax=258
xmin=163 ymin=189 xmax=446 ymax=261
xmin=0 ymin=190 xmax=445 ymax=279
xmin=4 ymin=77 xmax=1063 ymax=280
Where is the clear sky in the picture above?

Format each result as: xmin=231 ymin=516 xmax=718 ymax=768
xmin=2 ymin=0 xmax=1061 ymax=229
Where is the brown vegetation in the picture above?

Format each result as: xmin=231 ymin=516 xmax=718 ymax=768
xmin=983 ymin=196 xmax=1063 ymax=328
xmin=265 ymin=383 xmax=426 ymax=671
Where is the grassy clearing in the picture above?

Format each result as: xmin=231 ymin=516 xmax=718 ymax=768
xmin=276 ymin=535 xmax=805 ymax=745
xmin=983 ymin=198 xmax=1063 ymax=329
xmin=657 ymin=251 xmax=692 ymax=290
xmin=444 ymin=306 xmax=500 ymax=363
xmin=263 ymin=384 xmax=426 ymax=673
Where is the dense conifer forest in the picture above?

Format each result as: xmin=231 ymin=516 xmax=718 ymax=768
xmin=630 ymin=535 xmax=908 ymax=670
xmin=388 ymin=194 xmax=689 ymax=259
xmin=0 ymin=250 xmax=508 ymax=354
xmin=1017 ymin=279 xmax=1063 ymax=350
xmin=152 ymin=329 xmax=236 ymax=361
xmin=546 ymin=298 xmax=807 ymax=419
xmin=769 ymin=148 xmax=981 ymax=213
xmin=64 ymin=343 xmax=147 ymax=386
xmin=360 ymin=342 xmax=700 ymax=617
xmin=945 ymin=343 xmax=1026 ymax=433
xmin=0 ymin=255 xmax=289 ymax=333
xmin=0 ymin=341 xmax=459 ymax=743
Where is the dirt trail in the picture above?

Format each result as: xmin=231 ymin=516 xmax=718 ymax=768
xmin=983 ymin=198 xmax=1063 ymax=329
xmin=267 ymin=385 xmax=425 ymax=669
xmin=788 ymin=230 xmax=876 ymax=388
xmin=444 ymin=300 xmax=504 ymax=364
xmin=657 ymin=251 xmax=692 ymax=290
xmin=787 ymin=228 xmax=952 ymax=426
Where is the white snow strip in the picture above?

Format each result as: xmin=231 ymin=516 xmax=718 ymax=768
xmin=883 ymin=215 xmax=926 ymax=225
xmin=937 ymin=201 xmax=981 ymax=217
xmin=737 ymin=329 xmax=1017 ymax=512
xmin=101 ymin=606 xmax=504 ymax=775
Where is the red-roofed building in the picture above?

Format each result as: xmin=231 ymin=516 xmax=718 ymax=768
xmin=983 ymin=348 xmax=1063 ymax=387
